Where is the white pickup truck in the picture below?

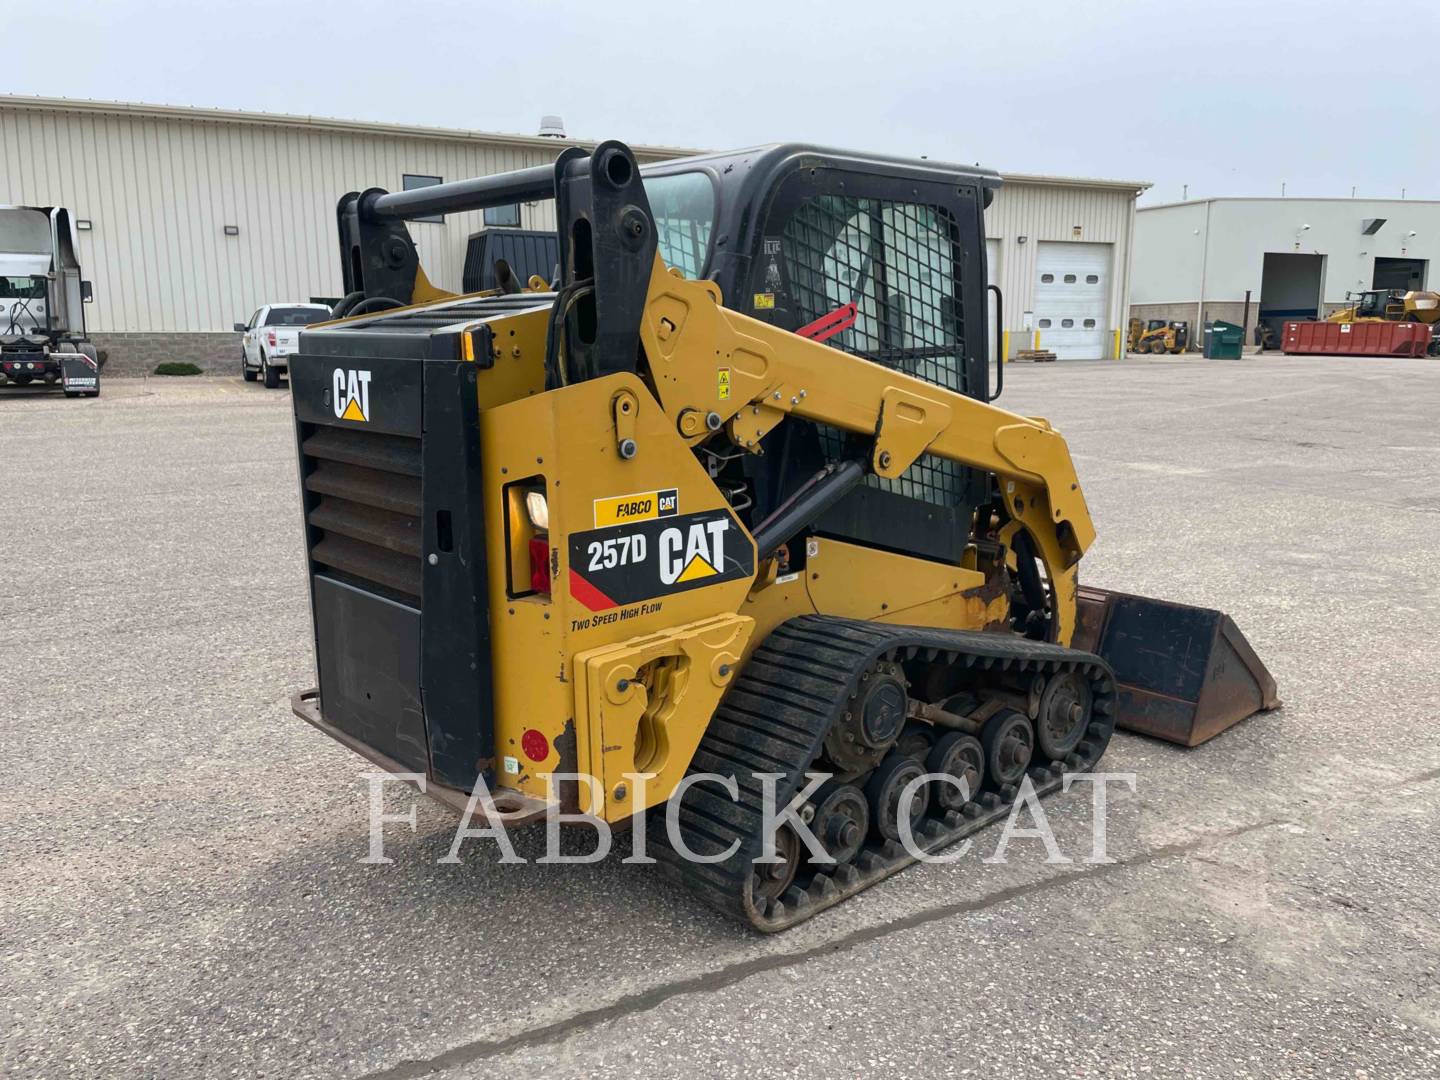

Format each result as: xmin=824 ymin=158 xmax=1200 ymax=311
xmin=235 ymin=303 xmax=332 ymax=388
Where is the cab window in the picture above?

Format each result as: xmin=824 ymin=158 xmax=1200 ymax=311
xmin=642 ymin=172 xmax=716 ymax=279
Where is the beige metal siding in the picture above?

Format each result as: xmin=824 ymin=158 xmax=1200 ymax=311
xmin=0 ymin=103 xmax=677 ymax=333
xmin=987 ymin=181 xmax=1140 ymax=355
xmin=1 ymin=98 xmax=1142 ymax=350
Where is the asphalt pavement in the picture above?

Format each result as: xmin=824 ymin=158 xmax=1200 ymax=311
xmin=2 ymin=356 xmax=1438 ymax=1078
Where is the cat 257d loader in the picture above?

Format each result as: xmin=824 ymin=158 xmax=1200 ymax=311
xmin=287 ymin=142 xmax=1278 ymax=930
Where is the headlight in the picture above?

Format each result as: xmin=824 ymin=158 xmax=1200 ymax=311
xmin=525 ymin=491 xmax=549 ymax=531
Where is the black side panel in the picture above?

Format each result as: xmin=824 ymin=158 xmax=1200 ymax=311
xmin=313 ymin=576 xmax=426 ymax=772
xmin=419 ymin=351 xmax=495 ymax=790
xmin=814 ymin=485 xmax=969 ymax=564
xmin=462 ymin=229 xmax=561 ymax=293
xmin=291 ymin=339 xmax=496 ymax=793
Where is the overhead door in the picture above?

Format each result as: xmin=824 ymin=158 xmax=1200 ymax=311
xmin=1034 ymin=241 xmax=1112 ymax=359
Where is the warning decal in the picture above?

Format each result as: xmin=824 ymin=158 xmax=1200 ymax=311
xmin=568 ymin=508 xmax=754 ymax=612
xmin=717 ymin=368 xmax=731 ymax=400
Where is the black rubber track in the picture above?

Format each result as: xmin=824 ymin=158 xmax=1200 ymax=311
xmin=648 ymin=615 xmax=1117 ymax=931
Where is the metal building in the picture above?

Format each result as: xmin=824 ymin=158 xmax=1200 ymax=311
xmin=985 ymin=174 xmax=1150 ymax=360
xmin=1 ymin=95 xmax=1148 ymax=371
xmin=1132 ymin=196 xmax=1440 ymax=346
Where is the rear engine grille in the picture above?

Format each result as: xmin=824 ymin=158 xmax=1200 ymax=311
xmin=302 ymin=426 xmax=421 ymax=602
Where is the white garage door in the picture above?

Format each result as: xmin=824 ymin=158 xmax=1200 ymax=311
xmin=1034 ymin=242 xmax=1112 ymax=359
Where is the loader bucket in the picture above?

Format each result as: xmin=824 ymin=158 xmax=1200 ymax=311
xmin=1071 ymin=586 xmax=1280 ymax=747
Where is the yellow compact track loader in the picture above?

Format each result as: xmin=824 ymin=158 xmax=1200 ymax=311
xmin=288 ymin=143 xmax=1277 ymax=929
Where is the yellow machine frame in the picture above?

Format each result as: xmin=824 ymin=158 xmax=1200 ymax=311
xmin=462 ymin=256 xmax=1095 ymax=823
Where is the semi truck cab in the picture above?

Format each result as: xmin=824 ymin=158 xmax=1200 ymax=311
xmin=0 ymin=205 xmax=100 ymax=395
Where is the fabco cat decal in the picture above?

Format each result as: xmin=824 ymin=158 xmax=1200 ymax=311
xmin=592 ymin=488 xmax=679 ymax=528
xmin=332 ymin=367 xmax=372 ymax=423
xmin=568 ymin=508 xmax=754 ymax=612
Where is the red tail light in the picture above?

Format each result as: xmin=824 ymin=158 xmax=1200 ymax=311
xmin=529 ymin=538 xmax=551 ymax=595
xmin=266 ymin=330 xmax=277 ymax=347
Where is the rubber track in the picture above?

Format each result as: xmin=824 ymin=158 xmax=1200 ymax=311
xmin=648 ymin=615 xmax=1118 ymax=931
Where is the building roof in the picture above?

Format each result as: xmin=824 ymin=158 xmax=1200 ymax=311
xmin=1 ymin=94 xmax=1151 ymax=194
xmin=0 ymin=93 xmax=702 ymax=157
xmin=1142 ymin=194 xmax=1440 ymax=211
xmin=1001 ymin=171 xmax=1150 ymax=193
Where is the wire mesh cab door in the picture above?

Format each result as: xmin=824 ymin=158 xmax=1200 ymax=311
xmin=747 ymin=165 xmax=991 ymax=564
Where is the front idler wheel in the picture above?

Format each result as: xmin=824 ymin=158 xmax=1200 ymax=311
xmin=809 ymin=780 xmax=869 ymax=866
xmin=981 ymin=709 xmax=1034 ymax=790
xmin=864 ymin=752 xmax=929 ymax=843
xmin=926 ymin=731 xmax=985 ymax=811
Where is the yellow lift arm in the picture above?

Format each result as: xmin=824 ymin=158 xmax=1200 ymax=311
xmin=635 ymin=258 xmax=1096 ymax=644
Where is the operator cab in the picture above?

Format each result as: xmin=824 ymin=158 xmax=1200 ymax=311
xmin=642 ymin=147 xmax=1002 ymax=564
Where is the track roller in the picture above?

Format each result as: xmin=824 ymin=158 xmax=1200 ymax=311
xmin=808 ymin=780 xmax=869 ymax=866
xmin=864 ymin=753 xmax=930 ymax=843
xmin=981 ymin=709 xmax=1034 ymax=790
xmin=927 ymin=731 xmax=985 ymax=811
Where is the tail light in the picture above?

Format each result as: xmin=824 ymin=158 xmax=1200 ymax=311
xmin=266 ymin=330 xmax=277 ymax=347
xmin=528 ymin=538 xmax=551 ymax=595
xmin=505 ymin=480 xmax=552 ymax=598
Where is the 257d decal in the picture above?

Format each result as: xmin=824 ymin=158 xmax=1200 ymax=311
xmin=568 ymin=508 xmax=754 ymax=612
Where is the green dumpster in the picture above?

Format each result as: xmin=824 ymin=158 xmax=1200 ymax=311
xmin=1203 ymin=320 xmax=1244 ymax=359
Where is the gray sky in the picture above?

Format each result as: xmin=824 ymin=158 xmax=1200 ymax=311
xmin=4 ymin=0 xmax=1435 ymax=205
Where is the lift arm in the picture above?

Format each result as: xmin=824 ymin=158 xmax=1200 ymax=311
xmin=635 ymin=258 xmax=1097 ymax=644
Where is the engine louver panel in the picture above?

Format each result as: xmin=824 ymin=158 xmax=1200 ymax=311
xmin=302 ymin=426 xmax=422 ymax=602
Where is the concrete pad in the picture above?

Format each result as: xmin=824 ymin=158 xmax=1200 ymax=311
xmin=2 ymin=356 xmax=1437 ymax=1078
